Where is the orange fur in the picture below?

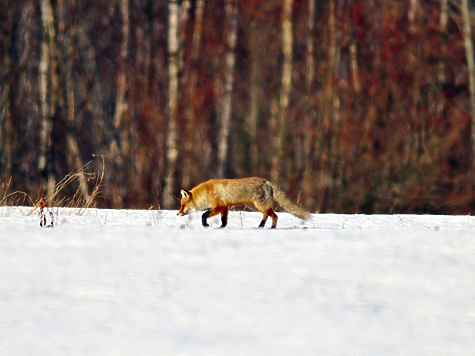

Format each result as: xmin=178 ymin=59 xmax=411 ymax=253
xmin=177 ymin=177 xmax=310 ymax=228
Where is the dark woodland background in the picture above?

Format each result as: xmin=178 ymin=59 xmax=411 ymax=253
xmin=3 ymin=0 xmax=475 ymax=213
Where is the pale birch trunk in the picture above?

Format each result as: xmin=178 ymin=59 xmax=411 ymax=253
xmin=217 ymin=0 xmax=238 ymax=178
xmin=178 ymin=0 xmax=191 ymax=73
xmin=350 ymin=42 xmax=360 ymax=92
xmin=408 ymin=0 xmax=419 ymax=31
xmin=163 ymin=0 xmax=180 ymax=208
xmin=461 ymin=0 xmax=475 ymax=163
xmin=271 ymin=0 xmax=293 ymax=184
xmin=38 ymin=0 xmax=57 ymax=194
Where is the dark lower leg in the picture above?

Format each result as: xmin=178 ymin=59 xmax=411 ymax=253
xmin=201 ymin=210 xmax=211 ymax=227
xmin=258 ymin=215 xmax=268 ymax=228
xmin=220 ymin=207 xmax=228 ymax=228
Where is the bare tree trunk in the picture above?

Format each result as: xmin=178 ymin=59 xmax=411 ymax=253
xmin=461 ymin=0 xmax=475 ymax=163
xmin=114 ymin=0 xmax=130 ymax=153
xmin=301 ymin=0 xmax=316 ymax=210
xmin=408 ymin=0 xmax=419 ymax=31
xmin=217 ymin=0 xmax=238 ymax=178
xmin=327 ymin=0 xmax=340 ymax=126
xmin=178 ymin=0 xmax=191 ymax=190
xmin=182 ymin=0 xmax=204 ymax=188
xmin=350 ymin=42 xmax=360 ymax=92
xmin=178 ymin=0 xmax=191 ymax=74
xmin=271 ymin=0 xmax=293 ymax=184
xmin=38 ymin=0 xmax=57 ymax=194
xmin=163 ymin=0 xmax=180 ymax=208
xmin=408 ymin=0 xmax=424 ymax=157
xmin=190 ymin=0 xmax=205 ymax=78
xmin=0 ymin=3 xmax=12 ymax=175
xmin=318 ymin=0 xmax=340 ymax=212
xmin=440 ymin=0 xmax=448 ymax=64
xmin=306 ymin=0 xmax=315 ymax=93
xmin=106 ymin=0 xmax=130 ymax=208
xmin=247 ymin=19 xmax=260 ymax=174
xmin=0 ymin=88 xmax=12 ymax=177
xmin=146 ymin=0 xmax=158 ymax=96
xmin=438 ymin=0 xmax=448 ymax=116
xmin=0 ymin=86 xmax=11 ymax=175
xmin=439 ymin=0 xmax=448 ymax=84
xmin=57 ymin=0 xmax=89 ymax=201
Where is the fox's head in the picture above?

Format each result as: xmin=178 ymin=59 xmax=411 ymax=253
xmin=177 ymin=189 xmax=195 ymax=216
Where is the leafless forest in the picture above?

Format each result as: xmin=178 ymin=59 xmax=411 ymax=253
xmin=2 ymin=0 xmax=475 ymax=213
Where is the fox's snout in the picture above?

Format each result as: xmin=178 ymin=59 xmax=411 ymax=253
xmin=177 ymin=206 xmax=190 ymax=216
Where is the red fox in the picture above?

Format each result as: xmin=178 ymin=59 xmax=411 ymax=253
xmin=177 ymin=177 xmax=311 ymax=228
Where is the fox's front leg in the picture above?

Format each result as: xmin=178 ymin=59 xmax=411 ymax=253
xmin=201 ymin=209 xmax=212 ymax=227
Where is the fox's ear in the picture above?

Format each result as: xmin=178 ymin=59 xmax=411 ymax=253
xmin=181 ymin=189 xmax=192 ymax=199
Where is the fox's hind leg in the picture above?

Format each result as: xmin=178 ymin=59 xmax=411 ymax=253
xmin=220 ymin=206 xmax=228 ymax=228
xmin=258 ymin=214 xmax=268 ymax=228
xmin=256 ymin=205 xmax=278 ymax=228
xmin=268 ymin=208 xmax=278 ymax=228
xmin=255 ymin=184 xmax=277 ymax=228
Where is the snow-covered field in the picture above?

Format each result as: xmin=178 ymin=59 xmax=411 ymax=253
xmin=1 ymin=207 xmax=475 ymax=355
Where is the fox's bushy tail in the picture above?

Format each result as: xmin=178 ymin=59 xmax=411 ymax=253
xmin=269 ymin=183 xmax=311 ymax=221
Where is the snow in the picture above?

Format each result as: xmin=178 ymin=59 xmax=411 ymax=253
xmin=1 ymin=207 xmax=475 ymax=355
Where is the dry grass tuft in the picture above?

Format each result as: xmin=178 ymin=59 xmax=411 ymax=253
xmin=1 ymin=159 xmax=104 ymax=219
xmin=31 ymin=160 xmax=104 ymax=217
xmin=1 ymin=178 xmax=35 ymax=208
